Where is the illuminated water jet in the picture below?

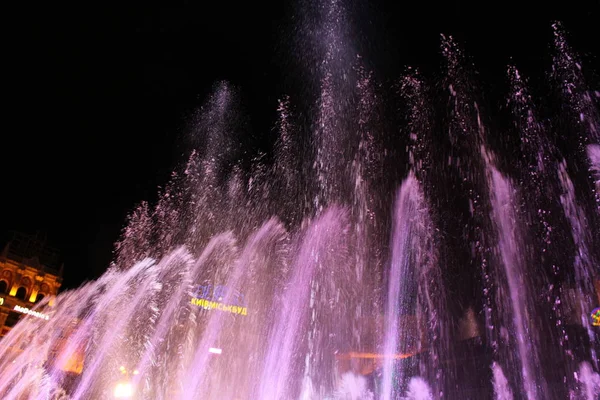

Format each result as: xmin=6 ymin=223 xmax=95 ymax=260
xmin=0 ymin=3 xmax=598 ymax=400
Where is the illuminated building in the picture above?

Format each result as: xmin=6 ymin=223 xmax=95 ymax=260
xmin=0 ymin=232 xmax=62 ymax=337
xmin=0 ymin=233 xmax=88 ymax=379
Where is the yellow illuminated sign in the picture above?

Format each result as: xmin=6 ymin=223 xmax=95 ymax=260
xmin=190 ymin=283 xmax=248 ymax=316
xmin=191 ymin=297 xmax=247 ymax=316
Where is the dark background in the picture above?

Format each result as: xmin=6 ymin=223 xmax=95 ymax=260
xmin=3 ymin=0 xmax=599 ymax=289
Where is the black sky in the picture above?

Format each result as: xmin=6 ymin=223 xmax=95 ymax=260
xmin=3 ymin=0 xmax=599 ymax=290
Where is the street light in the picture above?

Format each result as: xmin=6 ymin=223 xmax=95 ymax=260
xmin=114 ymin=365 xmax=136 ymax=398
xmin=113 ymin=382 xmax=133 ymax=398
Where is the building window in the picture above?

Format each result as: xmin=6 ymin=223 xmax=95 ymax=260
xmin=0 ymin=281 xmax=7 ymax=294
xmin=4 ymin=312 xmax=21 ymax=328
xmin=15 ymin=287 xmax=27 ymax=300
xmin=35 ymin=293 xmax=45 ymax=303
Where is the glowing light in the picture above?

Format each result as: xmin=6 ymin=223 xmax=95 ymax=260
xmin=114 ymin=382 xmax=133 ymax=398
xmin=208 ymin=347 xmax=222 ymax=354
xmin=0 ymin=297 xmax=4 ymax=306
xmin=335 ymin=351 xmax=417 ymax=360
xmin=591 ymin=307 xmax=600 ymax=327
xmin=13 ymin=305 xmax=50 ymax=320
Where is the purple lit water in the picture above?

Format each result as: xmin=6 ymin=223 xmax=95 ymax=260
xmin=0 ymin=3 xmax=598 ymax=400
xmin=483 ymin=148 xmax=546 ymax=399
xmin=382 ymin=173 xmax=442 ymax=400
xmin=493 ymin=363 xmax=514 ymax=400
xmin=558 ymin=162 xmax=599 ymax=373
xmin=589 ymin=145 xmax=600 ymax=198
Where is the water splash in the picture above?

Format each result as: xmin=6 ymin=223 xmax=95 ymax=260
xmin=483 ymin=147 xmax=547 ymax=399
xmin=334 ymin=372 xmax=374 ymax=400
xmin=492 ymin=362 xmax=514 ymax=400
xmin=588 ymin=144 xmax=600 ymax=196
xmin=573 ymin=362 xmax=600 ymax=400
xmin=558 ymin=161 xmax=598 ymax=371
xmin=0 ymin=6 xmax=598 ymax=400
xmin=405 ymin=377 xmax=433 ymax=400
xmin=382 ymin=173 xmax=439 ymax=400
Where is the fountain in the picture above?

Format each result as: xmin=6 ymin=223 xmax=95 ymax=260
xmin=0 ymin=1 xmax=598 ymax=399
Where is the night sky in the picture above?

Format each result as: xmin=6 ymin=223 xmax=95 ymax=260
xmin=3 ymin=0 xmax=599 ymax=290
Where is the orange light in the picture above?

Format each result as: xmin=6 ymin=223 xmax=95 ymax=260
xmin=335 ymin=351 xmax=417 ymax=360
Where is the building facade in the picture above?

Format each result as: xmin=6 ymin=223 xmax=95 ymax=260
xmin=0 ymin=232 xmax=62 ymax=337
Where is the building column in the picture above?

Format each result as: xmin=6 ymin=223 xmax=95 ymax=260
xmin=8 ymin=273 xmax=22 ymax=296
xmin=0 ymin=310 xmax=9 ymax=331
